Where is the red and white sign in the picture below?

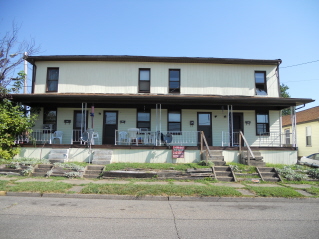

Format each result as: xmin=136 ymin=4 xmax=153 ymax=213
xmin=172 ymin=146 xmax=185 ymax=158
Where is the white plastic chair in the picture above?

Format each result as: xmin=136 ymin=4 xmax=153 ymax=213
xmin=92 ymin=132 xmax=99 ymax=145
xmin=128 ymin=128 xmax=139 ymax=145
xmin=52 ymin=131 xmax=63 ymax=144
xmin=119 ymin=131 xmax=128 ymax=145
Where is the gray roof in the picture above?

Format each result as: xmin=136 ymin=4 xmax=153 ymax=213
xmin=25 ymin=55 xmax=282 ymax=65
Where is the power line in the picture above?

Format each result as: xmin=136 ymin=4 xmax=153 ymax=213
xmin=281 ymin=59 xmax=319 ymax=69
xmin=282 ymin=79 xmax=319 ymax=83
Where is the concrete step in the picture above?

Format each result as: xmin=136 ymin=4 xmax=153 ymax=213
xmin=261 ymin=172 xmax=277 ymax=177
xmin=87 ymin=165 xmax=104 ymax=170
xmin=215 ymin=172 xmax=233 ymax=177
xmin=92 ymin=159 xmax=111 ymax=165
xmin=263 ymin=177 xmax=280 ymax=182
xmin=208 ymin=150 xmax=223 ymax=156
xmin=211 ymin=161 xmax=226 ymax=166
xmin=83 ymin=174 xmax=100 ymax=179
xmin=49 ymin=159 xmax=66 ymax=163
xmin=245 ymin=160 xmax=266 ymax=167
xmin=37 ymin=164 xmax=53 ymax=169
xmin=85 ymin=170 xmax=102 ymax=175
xmin=214 ymin=166 xmax=231 ymax=171
xmin=50 ymin=149 xmax=69 ymax=154
xmin=258 ymin=167 xmax=276 ymax=172
xmin=32 ymin=172 xmax=48 ymax=177
xmin=207 ymin=156 xmax=224 ymax=160
xmin=217 ymin=176 xmax=234 ymax=182
xmin=187 ymin=168 xmax=212 ymax=173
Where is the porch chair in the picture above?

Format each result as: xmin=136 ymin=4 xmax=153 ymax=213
xmin=52 ymin=131 xmax=63 ymax=144
xmin=92 ymin=132 xmax=99 ymax=145
xmin=119 ymin=131 xmax=128 ymax=145
xmin=128 ymin=128 xmax=139 ymax=145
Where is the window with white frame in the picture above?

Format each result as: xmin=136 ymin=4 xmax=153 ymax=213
xmin=306 ymin=126 xmax=312 ymax=146
xmin=285 ymin=129 xmax=291 ymax=145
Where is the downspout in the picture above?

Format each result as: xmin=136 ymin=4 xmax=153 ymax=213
xmin=28 ymin=58 xmax=37 ymax=94
xmin=277 ymin=59 xmax=282 ymax=97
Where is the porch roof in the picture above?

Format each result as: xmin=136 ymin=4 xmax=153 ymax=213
xmin=25 ymin=55 xmax=282 ymax=65
xmin=11 ymin=93 xmax=314 ymax=110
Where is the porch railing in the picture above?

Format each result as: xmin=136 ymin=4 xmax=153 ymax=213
xmin=115 ymin=130 xmax=200 ymax=146
xmin=222 ymin=131 xmax=294 ymax=147
xmin=15 ymin=129 xmax=53 ymax=144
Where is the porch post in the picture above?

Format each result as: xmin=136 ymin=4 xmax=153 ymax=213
xmin=228 ymin=105 xmax=233 ymax=147
xmin=291 ymin=106 xmax=297 ymax=147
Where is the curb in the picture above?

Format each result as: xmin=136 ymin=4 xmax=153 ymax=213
xmin=2 ymin=192 xmax=319 ymax=203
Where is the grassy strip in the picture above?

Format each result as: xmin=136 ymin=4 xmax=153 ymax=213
xmin=245 ymin=186 xmax=304 ymax=198
xmin=305 ymin=187 xmax=319 ymax=197
xmin=81 ymin=183 xmax=241 ymax=197
xmin=2 ymin=181 xmax=73 ymax=193
xmin=0 ymin=180 xmax=9 ymax=191
xmin=104 ymin=163 xmax=208 ymax=171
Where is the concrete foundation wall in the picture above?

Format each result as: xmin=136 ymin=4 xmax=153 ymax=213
xmin=15 ymin=147 xmax=297 ymax=165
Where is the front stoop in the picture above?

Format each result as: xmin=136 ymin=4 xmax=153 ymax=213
xmin=241 ymin=151 xmax=266 ymax=167
xmin=48 ymin=149 xmax=69 ymax=163
xmin=92 ymin=150 xmax=112 ymax=165
xmin=213 ymin=166 xmax=235 ymax=182
xmin=83 ymin=165 xmax=105 ymax=179
xmin=257 ymin=167 xmax=281 ymax=182
xmin=202 ymin=150 xmax=226 ymax=166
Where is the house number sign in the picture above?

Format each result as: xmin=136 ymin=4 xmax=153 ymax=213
xmin=172 ymin=146 xmax=185 ymax=158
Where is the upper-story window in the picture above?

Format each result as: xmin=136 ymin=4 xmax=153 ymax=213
xmin=46 ymin=68 xmax=59 ymax=92
xmin=169 ymin=69 xmax=180 ymax=93
xmin=255 ymin=71 xmax=267 ymax=95
xmin=139 ymin=69 xmax=150 ymax=93
xmin=137 ymin=111 xmax=151 ymax=130
xmin=256 ymin=110 xmax=269 ymax=135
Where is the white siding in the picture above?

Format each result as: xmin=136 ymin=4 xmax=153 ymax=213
xmin=34 ymin=61 xmax=279 ymax=97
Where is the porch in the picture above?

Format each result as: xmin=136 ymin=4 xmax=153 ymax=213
xmin=16 ymin=129 xmax=293 ymax=148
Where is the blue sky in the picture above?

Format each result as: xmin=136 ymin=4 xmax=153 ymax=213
xmin=1 ymin=0 xmax=318 ymax=110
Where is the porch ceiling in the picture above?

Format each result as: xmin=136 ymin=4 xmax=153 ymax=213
xmin=11 ymin=93 xmax=314 ymax=110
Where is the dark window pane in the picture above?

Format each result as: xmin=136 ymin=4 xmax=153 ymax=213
xmin=105 ymin=112 xmax=117 ymax=124
xmin=139 ymin=81 xmax=150 ymax=91
xmin=168 ymin=122 xmax=181 ymax=131
xmin=137 ymin=122 xmax=150 ymax=129
xmin=47 ymin=81 xmax=58 ymax=92
xmin=257 ymin=114 xmax=268 ymax=123
xmin=138 ymin=112 xmax=150 ymax=121
xmin=169 ymin=70 xmax=180 ymax=81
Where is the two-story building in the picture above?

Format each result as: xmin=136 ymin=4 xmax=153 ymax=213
xmin=12 ymin=55 xmax=314 ymax=164
xmin=282 ymin=106 xmax=319 ymax=158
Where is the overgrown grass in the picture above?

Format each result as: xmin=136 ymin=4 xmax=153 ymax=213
xmin=104 ymin=163 xmax=209 ymax=172
xmin=81 ymin=183 xmax=241 ymax=197
xmin=245 ymin=185 xmax=304 ymax=198
xmin=227 ymin=163 xmax=257 ymax=174
xmin=4 ymin=181 xmax=73 ymax=193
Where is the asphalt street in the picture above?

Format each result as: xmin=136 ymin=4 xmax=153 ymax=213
xmin=0 ymin=196 xmax=318 ymax=239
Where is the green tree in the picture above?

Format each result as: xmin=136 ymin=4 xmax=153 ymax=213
xmin=280 ymin=83 xmax=291 ymax=115
xmin=0 ymin=98 xmax=37 ymax=159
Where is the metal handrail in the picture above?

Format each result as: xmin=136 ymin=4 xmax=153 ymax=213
xmin=239 ymin=131 xmax=255 ymax=165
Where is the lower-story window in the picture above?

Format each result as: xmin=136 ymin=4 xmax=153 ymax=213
xmin=168 ymin=110 xmax=181 ymax=131
xmin=43 ymin=108 xmax=57 ymax=132
xmin=306 ymin=126 xmax=312 ymax=146
xmin=137 ymin=111 xmax=150 ymax=130
xmin=256 ymin=111 xmax=269 ymax=135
